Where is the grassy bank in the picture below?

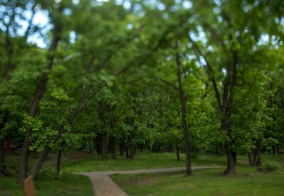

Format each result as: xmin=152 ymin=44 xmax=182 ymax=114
xmin=0 ymin=172 xmax=93 ymax=196
xmin=1 ymin=152 xmax=282 ymax=195
xmin=110 ymin=166 xmax=284 ymax=196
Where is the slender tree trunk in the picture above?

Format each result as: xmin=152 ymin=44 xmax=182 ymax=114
xmin=98 ymin=101 xmax=107 ymax=160
xmin=248 ymin=152 xmax=253 ymax=166
xmin=129 ymin=131 xmax=135 ymax=160
xmin=101 ymin=132 xmax=107 ymax=160
xmin=56 ymin=141 xmax=65 ymax=175
xmin=18 ymin=22 xmax=61 ymax=185
xmin=112 ymin=138 xmax=117 ymax=160
xmin=0 ymin=111 xmax=8 ymax=176
xmin=119 ymin=139 xmax=125 ymax=156
xmin=56 ymin=150 xmax=62 ymax=175
xmin=0 ymin=138 xmax=6 ymax=177
xmin=95 ymin=136 xmax=101 ymax=155
xmin=175 ymin=41 xmax=191 ymax=176
xmin=255 ymin=140 xmax=261 ymax=166
xmin=30 ymin=145 xmax=50 ymax=176
xmin=176 ymin=145 xmax=180 ymax=161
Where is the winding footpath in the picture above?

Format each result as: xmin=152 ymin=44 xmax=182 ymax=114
xmin=79 ymin=166 xmax=221 ymax=196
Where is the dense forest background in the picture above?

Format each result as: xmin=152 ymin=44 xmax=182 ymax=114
xmin=0 ymin=0 xmax=283 ymax=184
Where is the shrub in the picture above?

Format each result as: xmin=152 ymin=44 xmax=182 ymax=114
xmin=258 ymin=161 xmax=279 ymax=172
xmin=4 ymin=155 xmax=19 ymax=177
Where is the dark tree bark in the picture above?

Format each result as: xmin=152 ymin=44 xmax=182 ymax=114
xmin=18 ymin=20 xmax=61 ymax=185
xmin=125 ymin=137 xmax=129 ymax=158
xmin=189 ymin=30 xmax=238 ymax=174
xmin=95 ymin=136 xmax=101 ymax=155
xmin=128 ymin=131 xmax=135 ymax=160
xmin=56 ymin=150 xmax=62 ymax=175
xmin=98 ymin=101 xmax=108 ymax=160
xmin=0 ymin=139 xmax=6 ymax=177
xmin=176 ymin=145 xmax=180 ymax=161
xmin=56 ymin=142 xmax=65 ymax=175
xmin=111 ymin=134 xmax=117 ymax=160
xmin=109 ymin=106 xmax=116 ymax=160
xmin=175 ymin=41 xmax=192 ymax=176
xmin=119 ymin=138 xmax=125 ymax=156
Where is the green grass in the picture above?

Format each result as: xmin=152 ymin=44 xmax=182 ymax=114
xmin=0 ymin=172 xmax=93 ymax=196
xmin=1 ymin=152 xmax=283 ymax=195
xmin=110 ymin=166 xmax=284 ymax=196
xmin=62 ymin=152 xmax=278 ymax=172
xmin=34 ymin=172 xmax=93 ymax=196
xmin=61 ymin=152 xmax=188 ymax=172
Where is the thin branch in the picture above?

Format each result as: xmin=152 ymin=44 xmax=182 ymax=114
xmin=159 ymin=78 xmax=179 ymax=92
xmin=188 ymin=35 xmax=222 ymax=110
xmin=24 ymin=3 xmax=37 ymax=41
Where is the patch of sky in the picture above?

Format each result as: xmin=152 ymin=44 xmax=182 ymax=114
xmin=207 ymin=45 xmax=214 ymax=52
xmin=199 ymin=56 xmax=206 ymax=65
xmin=213 ymin=7 xmax=220 ymax=14
xmin=257 ymin=34 xmax=269 ymax=45
xmin=63 ymin=8 xmax=72 ymax=16
xmin=222 ymin=68 xmax=226 ymax=75
xmin=163 ymin=13 xmax=169 ymax=19
xmin=183 ymin=1 xmax=192 ymax=9
xmin=72 ymin=0 xmax=80 ymax=5
xmin=213 ymin=0 xmax=222 ymax=6
xmin=115 ymin=0 xmax=123 ymax=5
xmin=64 ymin=55 xmax=73 ymax=61
xmin=169 ymin=5 xmax=178 ymax=12
xmin=158 ymin=3 xmax=165 ymax=11
xmin=127 ymin=23 xmax=133 ymax=30
xmin=70 ymin=31 xmax=76 ymax=43
xmin=123 ymin=1 xmax=132 ymax=10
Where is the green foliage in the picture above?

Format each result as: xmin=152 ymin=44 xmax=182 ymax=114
xmin=260 ymin=161 xmax=280 ymax=172
xmin=4 ymin=155 xmax=19 ymax=177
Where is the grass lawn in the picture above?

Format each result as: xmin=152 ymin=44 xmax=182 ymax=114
xmin=0 ymin=151 xmax=283 ymax=195
xmin=0 ymin=172 xmax=93 ymax=196
xmin=110 ymin=166 xmax=284 ymax=196
xmin=61 ymin=152 xmax=188 ymax=172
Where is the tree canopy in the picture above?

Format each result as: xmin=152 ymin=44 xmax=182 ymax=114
xmin=0 ymin=0 xmax=283 ymax=182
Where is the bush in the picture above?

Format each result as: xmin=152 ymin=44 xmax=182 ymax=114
xmin=4 ymin=155 xmax=19 ymax=177
xmin=258 ymin=161 xmax=279 ymax=172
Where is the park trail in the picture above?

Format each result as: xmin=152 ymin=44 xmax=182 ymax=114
xmin=79 ymin=166 xmax=221 ymax=196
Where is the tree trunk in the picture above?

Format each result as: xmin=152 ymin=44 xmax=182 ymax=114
xmin=176 ymin=145 xmax=180 ymax=161
xmin=224 ymin=144 xmax=236 ymax=174
xmin=30 ymin=145 xmax=50 ymax=176
xmin=129 ymin=132 xmax=135 ymax=160
xmin=119 ymin=139 xmax=125 ymax=156
xmin=255 ymin=140 xmax=261 ymax=166
xmin=126 ymin=136 xmax=130 ymax=158
xmin=0 ymin=138 xmax=6 ymax=176
xmin=101 ymin=132 xmax=107 ymax=160
xmin=56 ymin=150 xmax=62 ymax=175
xmin=98 ymin=101 xmax=107 ymax=160
xmin=175 ymin=42 xmax=191 ymax=176
xmin=18 ymin=21 xmax=61 ymax=185
xmin=95 ymin=136 xmax=101 ymax=155
xmin=109 ymin=137 xmax=117 ymax=160
xmin=248 ymin=152 xmax=253 ymax=166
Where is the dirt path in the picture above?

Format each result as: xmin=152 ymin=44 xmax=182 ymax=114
xmin=79 ymin=166 xmax=221 ymax=196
